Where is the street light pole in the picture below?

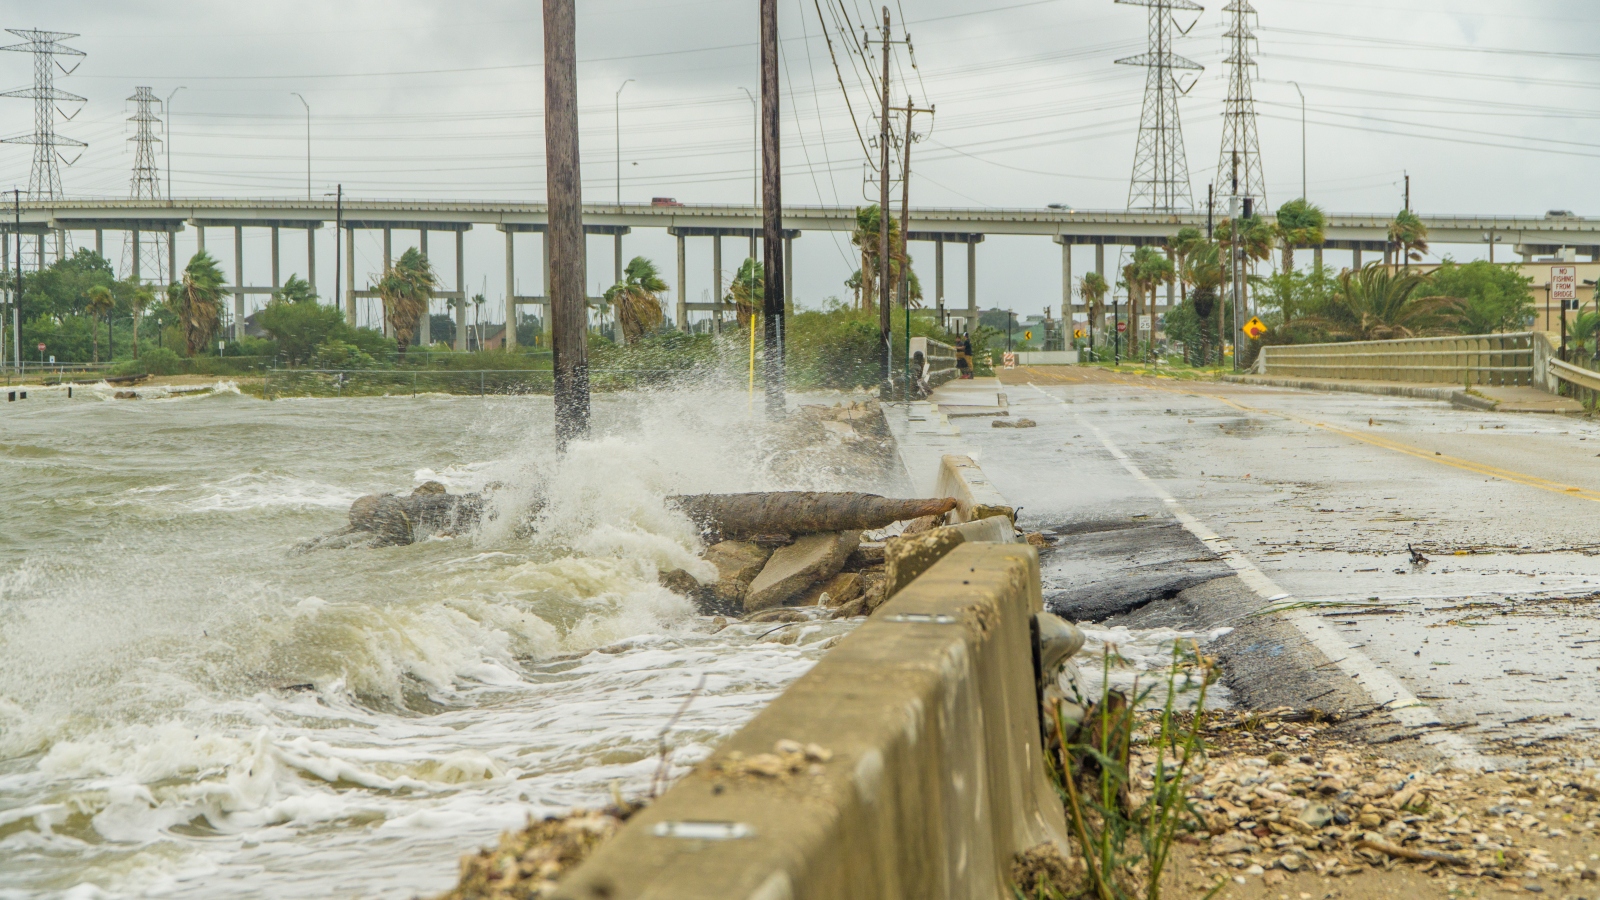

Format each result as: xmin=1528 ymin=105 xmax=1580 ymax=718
xmin=164 ymin=86 xmax=185 ymax=203
xmin=739 ymin=87 xmax=757 ymax=213
xmin=291 ymin=92 xmax=310 ymax=200
xmin=1289 ymin=81 xmax=1306 ymax=200
xmin=614 ymin=78 xmax=633 ymax=204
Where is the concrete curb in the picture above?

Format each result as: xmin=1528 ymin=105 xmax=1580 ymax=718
xmin=1222 ymin=374 xmax=1461 ymax=402
xmin=1448 ymin=391 xmax=1499 ymax=412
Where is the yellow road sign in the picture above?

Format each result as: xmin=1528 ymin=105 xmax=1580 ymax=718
xmin=1243 ymin=316 xmax=1268 ymax=340
xmin=1024 ymin=330 xmax=1033 ymax=340
xmin=1073 ymin=328 xmax=1086 ymax=339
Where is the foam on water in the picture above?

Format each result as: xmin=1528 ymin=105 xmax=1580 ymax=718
xmin=0 ymin=387 xmax=865 ymax=899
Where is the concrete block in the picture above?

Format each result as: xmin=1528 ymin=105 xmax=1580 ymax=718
xmin=936 ymin=454 xmax=1014 ymax=524
xmin=883 ymin=515 xmax=1018 ymax=601
xmin=551 ymin=543 xmax=1065 ymax=900
xmin=744 ymin=531 xmax=860 ymax=612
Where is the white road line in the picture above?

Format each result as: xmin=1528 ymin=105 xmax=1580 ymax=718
xmin=1027 ymin=383 xmax=1491 ymax=770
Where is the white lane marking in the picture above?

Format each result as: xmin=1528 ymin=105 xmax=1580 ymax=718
xmin=1027 ymin=384 xmax=1491 ymax=770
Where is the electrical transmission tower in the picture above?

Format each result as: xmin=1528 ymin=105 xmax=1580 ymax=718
xmin=0 ymin=29 xmax=86 ymax=268
xmin=1217 ymin=0 xmax=1266 ymax=206
xmin=1115 ymin=0 xmax=1203 ymax=212
xmin=123 ymin=86 xmax=168 ymax=283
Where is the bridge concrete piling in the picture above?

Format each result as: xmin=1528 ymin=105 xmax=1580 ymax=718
xmin=169 ymin=233 xmax=177 ymax=285
xmin=382 ymin=228 xmax=392 ymax=338
xmin=935 ymin=236 xmax=944 ymax=317
xmin=233 ymin=226 xmax=243 ymax=339
xmin=306 ymin=225 xmax=315 ymax=300
xmin=270 ymin=226 xmax=280 ymax=291
xmin=713 ymin=233 xmax=723 ymax=334
xmin=344 ymin=227 xmax=355 ymax=325
xmin=418 ymin=229 xmax=430 ymax=346
xmin=454 ymin=229 xmax=466 ymax=351
xmin=613 ymin=232 xmax=623 ymax=286
xmin=966 ymin=236 xmax=976 ymax=327
xmin=675 ymin=231 xmax=686 ymax=329
xmin=94 ymin=229 xmax=101 ymax=257
xmin=503 ymin=228 xmax=515 ymax=349
xmin=131 ymin=227 xmax=141 ymax=284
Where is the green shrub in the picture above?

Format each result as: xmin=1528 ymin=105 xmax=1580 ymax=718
xmin=311 ymin=339 xmax=377 ymax=369
xmin=139 ymin=346 xmax=184 ymax=376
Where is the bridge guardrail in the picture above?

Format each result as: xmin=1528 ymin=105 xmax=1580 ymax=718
xmin=1259 ymin=332 xmax=1536 ymax=386
xmin=909 ymin=336 xmax=958 ymax=387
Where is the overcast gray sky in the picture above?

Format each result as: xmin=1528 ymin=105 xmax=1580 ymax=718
xmin=0 ymin=0 xmax=1594 ymax=319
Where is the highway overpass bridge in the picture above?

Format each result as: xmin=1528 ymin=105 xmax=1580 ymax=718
xmin=6 ymin=198 xmax=1597 ymax=348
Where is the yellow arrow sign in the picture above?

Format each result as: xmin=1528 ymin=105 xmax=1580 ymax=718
xmin=1073 ymin=328 xmax=1086 ymax=339
xmin=1243 ymin=316 xmax=1268 ymax=340
xmin=1024 ymin=330 xmax=1033 ymax=341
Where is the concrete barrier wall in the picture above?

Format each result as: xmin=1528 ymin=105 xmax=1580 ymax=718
xmin=935 ymin=454 xmax=1016 ymax=525
xmin=1014 ymin=350 xmax=1079 ymax=366
xmin=1259 ymin=332 xmax=1536 ymax=386
xmin=551 ymin=542 xmax=1065 ymax=900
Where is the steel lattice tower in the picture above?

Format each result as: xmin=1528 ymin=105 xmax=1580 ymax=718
xmin=1116 ymin=0 xmax=1203 ymax=212
xmin=122 ymin=86 xmax=167 ymax=282
xmin=1216 ymin=0 xmax=1266 ymax=206
xmin=0 ymin=29 xmax=85 ymax=267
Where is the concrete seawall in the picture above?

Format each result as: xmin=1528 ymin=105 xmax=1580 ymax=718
xmin=551 ymin=541 xmax=1065 ymax=900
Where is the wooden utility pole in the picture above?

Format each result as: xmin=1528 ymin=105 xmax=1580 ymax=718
xmin=545 ymin=0 xmax=588 ymax=447
xmin=892 ymin=101 xmax=932 ymax=387
xmin=877 ymin=6 xmax=893 ymax=396
xmin=759 ymin=0 xmax=785 ymax=419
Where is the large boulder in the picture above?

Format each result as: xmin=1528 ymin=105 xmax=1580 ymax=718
xmin=744 ymin=531 xmax=860 ymax=613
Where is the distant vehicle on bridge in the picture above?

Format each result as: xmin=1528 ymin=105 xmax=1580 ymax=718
xmin=651 ymin=197 xmax=683 ymax=207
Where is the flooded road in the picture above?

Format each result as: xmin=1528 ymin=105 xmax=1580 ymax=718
xmin=0 ymin=385 xmax=863 ymax=899
xmin=925 ymin=369 xmax=1600 ymax=763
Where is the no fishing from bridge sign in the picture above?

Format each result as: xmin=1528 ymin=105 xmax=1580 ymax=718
xmin=1553 ymin=266 xmax=1578 ymax=307
xmin=1243 ymin=317 xmax=1268 ymax=340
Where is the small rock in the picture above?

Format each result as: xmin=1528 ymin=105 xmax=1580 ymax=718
xmin=1357 ymin=781 xmax=1387 ymax=798
xmin=1264 ymin=871 xmax=1286 ymax=886
xmin=1210 ymin=835 xmax=1254 ymax=856
xmin=1267 ymin=751 xmax=1289 ymax=766
xmin=1014 ymin=418 xmax=1037 ymax=428
xmin=1298 ymin=802 xmax=1334 ymax=829
xmin=774 ymin=739 xmax=803 ymax=755
xmin=1244 ymin=865 xmax=1265 ymax=876
xmin=114 ymin=390 xmax=138 ymax=400
xmin=745 ymin=753 xmax=787 ymax=777
xmin=1277 ymin=854 xmax=1304 ymax=872
xmin=803 ymin=743 xmax=832 ymax=762
xmin=1357 ymin=813 xmax=1382 ymax=829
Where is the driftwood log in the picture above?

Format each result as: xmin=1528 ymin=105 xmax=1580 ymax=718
xmin=668 ymin=492 xmax=956 ymax=539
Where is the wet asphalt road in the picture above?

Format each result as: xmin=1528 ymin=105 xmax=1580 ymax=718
xmin=905 ymin=368 xmax=1600 ymax=766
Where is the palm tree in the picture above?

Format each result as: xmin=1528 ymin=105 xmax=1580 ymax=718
xmin=1080 ymin=271 xmax=1108 ymax=348
xmin=1182 ymin=240 xmax=1225 ymax=365
xmin=1122 ymin=246 xmax=1173 ymax=361
xmin=1310 ymin=262 xmax=1450 ymax=341
xmin=171 ymin=251 xmax=225 ymax=356
xmin=1119 ymin=258 xmax=1144 ymax=355
xmin=1171 ymin=226 xmax=1206 ymax=307
xmin=604 ymin=255 xmax=668 ymax=343
xmin=1218 ymin=215 xmax=1275 ymax=325
xmin=1275 ymin=198 xmax=1326 ymax=278
xmin=849 ymin=205 xmax=904 ymax=312
xmin=727 ymin=257 xmax=763 ymax=329
xmin=1388 ymin=209 xmax=1429 ymax=273
xmin=376 ymin=247 xmax=437 ymax=356
xmin=1564 ymin=309 xmax=1600 ymax=360
xmin=85 ymin=284 xmax=114 ymax=363
xmin=130 ymin=287 xmax=153 ymax=360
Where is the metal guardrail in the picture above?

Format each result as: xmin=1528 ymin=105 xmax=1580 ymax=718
xmin=1548 ymin=357 xmax=1600 ymax=393
xmin=1259 ymin=333 xmax=1536 ymax=386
